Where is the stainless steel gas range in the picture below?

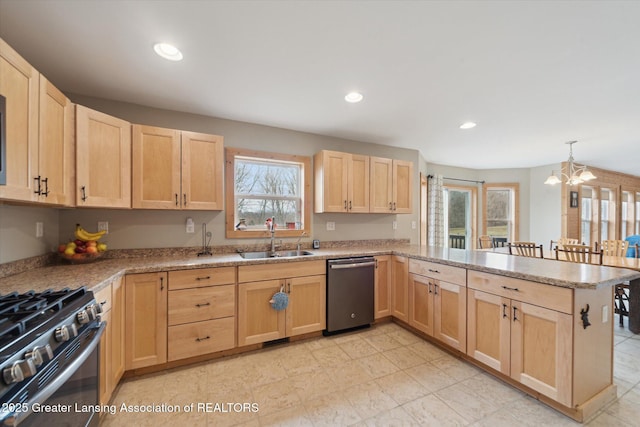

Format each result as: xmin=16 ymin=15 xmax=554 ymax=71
xmin=0 ymin=287 xmax=104 ymax=426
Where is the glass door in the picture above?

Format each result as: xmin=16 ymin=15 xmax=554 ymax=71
xmin=444 ymin=187 xmax=475 ymax=249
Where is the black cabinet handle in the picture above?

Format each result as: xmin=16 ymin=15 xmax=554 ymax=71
xmin=196 ymin=276 xmax=211 ymax=281
xmin=513 ymin=306 xmax=518 ymax=321
xmin=502 ymin=304 xmax=508 ymax=318
xmin=160 ymin=276 xmax=164 ymax=291
xmin=195 ymin=302 xmax=211 ymax=308
xmin=389 ymin=202 xmax=393 ymax=211
xmin=34 ymin=176 xmax=42 ymax=195
xmin=344 ymin=200 xmax=347 ymax=210
xmin=196 ymin=336 xmax=211 ymax=342
xmin=502 ymin=286 xmax=519 ymax=292
xmin=183 ymin=193 xmax=187 ymax=206
xmin=41 ymin=177 xmax=49 ymax=197
xmin=81 ymin=186 xmax=87 ymax=201
xmin=428 ymin=282 xmax=432 ymax=293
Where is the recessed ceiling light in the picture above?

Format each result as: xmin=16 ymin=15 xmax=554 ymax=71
xmin=153 ymin=43 xmax=183 ymax=61
xmin=460 ymin=122 xmax=477 ymax=129
xmin=345 ymin=92 xmax=363 ymax=103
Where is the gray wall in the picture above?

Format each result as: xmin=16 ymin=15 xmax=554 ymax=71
xmin=0 ymin=96 xmax=565 ymax=264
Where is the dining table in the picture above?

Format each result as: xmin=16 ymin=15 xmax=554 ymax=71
xmin=481 ymin=246 xmax=640 ymax=333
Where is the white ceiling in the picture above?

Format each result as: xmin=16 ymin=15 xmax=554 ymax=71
xmin=1 ymin=0 xmax=639 ymax=175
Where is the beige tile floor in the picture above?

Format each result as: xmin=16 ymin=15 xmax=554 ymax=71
xmin=100 ymin=316 xmax=640 ymax=426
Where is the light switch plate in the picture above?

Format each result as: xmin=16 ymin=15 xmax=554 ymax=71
xmin=411 ymin=221 xmax=416 ymax=229
xmin=326 ymin=221 xmax=335 ymax=231
xmin=186 ymin=217 xmax=195 ymax=233
xmin=602 ymin=305 xmax=609 ymax=323
xmin=36 ymin=222 xmax=43 ymax=238
xmin=392 ymin=221 xmax=397 ymax=230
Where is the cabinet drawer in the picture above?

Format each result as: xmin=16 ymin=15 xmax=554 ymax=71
xmin=168 ymin=267 xmax=235 ymax=290
xmin=168 ymin=285 xmax=235 ymax=326
xmin=238 ymin=260 xmax=325 ymax=283
xmin=409 ymin=259 xmax=466 ymax=287
xmin=168 ymin=317 xmax=235 ymax=361
xmin=93 ymin=283 xmax=112 ymax=313
xmin=468 ymin=271 xmax=572 ymax=314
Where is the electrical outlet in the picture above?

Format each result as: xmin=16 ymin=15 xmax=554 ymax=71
xmin=411 ymin=221 xmax=416 ymax=229
xmin=36 ymin=222 xmax=43 ymax=238
xmin=602 ymin=305 xmax=609 ymax=323
xmin=97 ymin=221 xmax=109 ymax=234
xmin=392 ymin=221 xmax=397 ymax=230
xmin=186 ymin=217 xmax=195 ymax=233
xmin=326 ymin=221 xmax=335 ymax=231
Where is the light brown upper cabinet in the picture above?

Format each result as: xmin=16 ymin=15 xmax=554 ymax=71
xmin=0 ymin=39 xmax=73 ymax=205
xmin=314 ymin=150 xmax=369 ymax=213
xmin=132 ymin=125 xmax=223 ymax=210
xmin=76 ymin=105 xmax=131 ymax=208
xmin=370 ymin=157 xmax=413 ymax=213
xmin=37 ymin=76 xmax=74 ymax=205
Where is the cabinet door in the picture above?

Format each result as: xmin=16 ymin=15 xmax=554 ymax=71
xmin=111 ymin=277 xmax=125 ymax=385
xmin=374 ymin=255 xmax=391 ymax=318
xmin=181 ymin=131 xmax=224 ymax=210
xmin=76 ymin=105 xmax=131 ymax=207
xmin=0 ymin=39 xmax=39 ymax=202
xmin=392 ymin=160 xmax=413 ymax=213
xmin=370 ymin=157 xmax=393 ymax=213
xmin=510 ymin=301 xmax=573 ymax=407
xmin=348 ymin=154 xmax=370 ymax=212
xmin=238 ymin=279 xmax=286 ymax=345
xmin=125 ymin=273 xmax=167 ymax=369
xmin=314 ymin=150 xmax=348 ymax=212
xmin=98 ymin=308 xmax=112 ymax=405
xmin=391 ymin=256 xmax=409 ymax=322
xmin=408 ymin=273 xmax=435 ymax=335
xmin=132 ymin=124 xmax=181 ymax=209
xmin=467 ymin=288 xmax=510 ymax=375
xmin=38 ymin=76 xmax=73 ymax=205
xmin=434 ymin=280 xmax=467 ymax=352
xmin=286 ymin=274 xmax=326 ymax=337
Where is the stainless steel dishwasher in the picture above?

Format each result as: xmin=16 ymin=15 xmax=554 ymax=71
xmin=325 ymin=256 xmax=375 ymax=334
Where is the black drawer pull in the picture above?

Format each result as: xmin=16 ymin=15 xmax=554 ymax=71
xmin=196 ymin=276 xmax=211 ymax=281
xmin=428 ymin=269 xmax=440 ymax=274
xmin=195 ymin=302 xmax=211 ymax=308
xmin=502 ymin=286 xmax=519 ymax=292
xmin=195 ymin=336 xmax=211 ymax=342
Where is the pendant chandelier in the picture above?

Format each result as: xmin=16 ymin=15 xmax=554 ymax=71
xmin=544 ymin=141 xmax=596 ymax=186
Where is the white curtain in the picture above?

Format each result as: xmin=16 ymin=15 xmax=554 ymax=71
xmin=427 ymin=174 xmax=445 ymax=247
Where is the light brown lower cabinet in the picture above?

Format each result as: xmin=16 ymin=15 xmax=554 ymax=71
xmin=97 ymin=277 xmax=125 ymax=405
xmin=125 ymin=272 xmax=168 ymax=369
xmin=167 ymin=267 xmax=236 ymax=362
xmin=467 ymin=271 xmax=577 ymax=408
xmin=408 ymin=259 xmax=466 ymax=352
xmin=237 ymin=261 xmax=326 ymax=346
xmin=374 ymin=255 xmax=391 ymax=318
xmin=391 ymin=256 xmax=409 ymax=322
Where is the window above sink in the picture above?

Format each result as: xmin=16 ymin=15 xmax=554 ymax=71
xmin=225 ymin=147 xmax=311 ymax=239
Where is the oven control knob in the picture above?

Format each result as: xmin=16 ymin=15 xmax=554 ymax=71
xmin=2 ymin=359 xmax=36 ymax=385
xmin=25 ymin=345 xmax=54 ymax=367
xmin=86 ymin=303 xmax=100 ymax=320
xmin=76 ymin=309 xmax=90 ymax=324
xmin=54 ymin=324 xmax=78 ymax=342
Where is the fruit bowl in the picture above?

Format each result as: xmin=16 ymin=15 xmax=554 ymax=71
xmin=58 ymin=250 xmax=106 ymax=264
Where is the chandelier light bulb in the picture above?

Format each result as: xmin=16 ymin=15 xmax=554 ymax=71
xmin=544 ymin=141 xmax=596 ymax=186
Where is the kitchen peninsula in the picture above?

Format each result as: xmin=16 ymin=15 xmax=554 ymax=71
xmin=1 ymin=243 xmax=638 ymax=423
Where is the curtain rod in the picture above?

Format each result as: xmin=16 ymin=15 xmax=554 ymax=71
xmin=427 ymin=174 xmax=485 ymax=184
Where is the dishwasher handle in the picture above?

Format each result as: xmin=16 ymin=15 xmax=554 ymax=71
xmin=329 ymin=261 xmax=376 ymax=269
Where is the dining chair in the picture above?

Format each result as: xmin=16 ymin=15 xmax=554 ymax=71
xmin=555 ymin=244 xmax=603 ymax=264
xmin=599 ymin=240 xmax=629 ymax=257
xmin=478 ymin=235 xmax=493 ymax=249
xmin=549 ymin=237 xmax=579 ymax=252
xmin=599 ymin=240 xmax=632 ymax=326
xmin=508 ymin=241 xmax=544 ymax=258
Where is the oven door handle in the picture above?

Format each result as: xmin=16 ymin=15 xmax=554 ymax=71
xmin=1 ymin=322 xmax=105 ymax=427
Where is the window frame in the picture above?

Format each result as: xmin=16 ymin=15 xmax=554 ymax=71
xmin=482 ymin=183 xmax=519 ymax=243
xmin=225 ymin=147 xmax=311 ymax=239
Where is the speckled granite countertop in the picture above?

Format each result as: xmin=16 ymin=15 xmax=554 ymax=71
xmin=1 ymin=244 xmax=639 ymax=295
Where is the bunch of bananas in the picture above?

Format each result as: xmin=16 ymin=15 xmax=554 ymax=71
xmin=74 ymin=224 xmax=107 ymax=242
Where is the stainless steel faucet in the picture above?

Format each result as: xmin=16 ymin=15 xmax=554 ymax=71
xmin=296 ymin=231 xmax=307 ymax=252
xmin=268 ymin=217 xmax=277 ymax=256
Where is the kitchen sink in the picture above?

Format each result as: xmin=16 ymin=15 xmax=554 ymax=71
xmin=238 ymin=250 xmax=314 ymax=259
